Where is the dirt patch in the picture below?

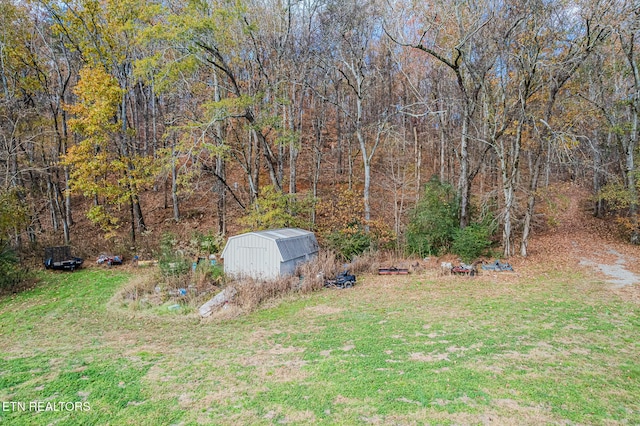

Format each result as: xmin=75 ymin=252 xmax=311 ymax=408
xmin=334 ymin=394 xmax=360 ymax=405
xmin=381 ymin=403 xmax=568 ymax=426
xmin=580 ymin=249 xmax=640 ymax=288
xmin=237 ymin=344 xmax=309 ymax=383
xmin=611 ymin=284 xmax=640 ymax=305
xmin=265 ymin=344 xmax=304 ymax=355
xmin=521 ymin=183 xmax=640 ymax=301
xmin=409 ymin=352 xmax=450 ymax=362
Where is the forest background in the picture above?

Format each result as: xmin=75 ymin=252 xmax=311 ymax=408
xmin=1 ymin=0 xmax=639 ymax=280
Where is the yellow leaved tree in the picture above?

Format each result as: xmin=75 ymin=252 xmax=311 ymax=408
xmin=63 ymin=66 xmax=156 ymax=239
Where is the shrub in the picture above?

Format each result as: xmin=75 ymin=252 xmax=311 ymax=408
xmin=157 ymin=232 xmax=190 ymax=277
xmin=596 ymin=181 xmax=640 ymax=242
xmin=405 ymin=177 xmax=459 ymax=257
xmin=317 ymin=187 xmax=395 ymax=260
xmin=0 ymin=189 xmax=30 ymax=292
xmin=451 ymin=218 xmax=496 ymax=262
xmin=190 ymin=231 xmax=224 ymax=257
xmin=193 ymin=261 xmax=225 ymax=288
xmin=324 ymin=226 xmax=371 ymax=261
xmin=0 ymin=244 xmax=31 ymax=292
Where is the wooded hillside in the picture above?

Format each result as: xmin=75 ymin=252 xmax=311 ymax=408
xmin=1 ymin=0 xmax=638 ymax=259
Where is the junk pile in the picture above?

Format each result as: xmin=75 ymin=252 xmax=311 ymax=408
xmin=97 ymin=254 xmax=123 ymax=266
xmin=481 ymin=260 xmax=514 ymax=272
xmin=451 ymin=263 xmax=477 ymax=276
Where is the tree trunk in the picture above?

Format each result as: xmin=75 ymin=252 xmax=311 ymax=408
xmin=249 ymin=129 xmax=261 ymax=201
xmin=129 ymin=197 xmax=136 ymax=243
xmin=500 ymin=119 xmax=523 ymax=258
xmin=312 ymin=114 xmax=323 ymax=225
xmin=458 ymin=107 xmax=471 ymax=228
xmin=55 ymin=185 xmax=70 ymax=245
xmin=119 ymin=71 xmax=146 ymax=237
xmin=521 ymin=148 xmax=543 ymax=257
xmin=626 ymin=110 xmax=638 ymax=243
xmin=625 ymin=32 xmax=640 ymax=244
xmin=438 ymin=112 xmax=447 ymax=183
xmin=171 ymin=142 xmax=180 ymax=222
xmin=47 ymin=179 xmax=59 ymax=232
xmin=213 ymin=72 xmax=226 ymax=234
xmin=216 ymin=155 xmax=226 ymax=235
xmin=414 ymin=125 xmax=421 ymax=200
xmin=356 ymin=129 xmax=371 ymax=228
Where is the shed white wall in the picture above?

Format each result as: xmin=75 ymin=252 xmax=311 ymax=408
xmin=223 ymin=234 xmax=281 ymax=280
xmin=222 ymin=229 xmax=319 ymax=280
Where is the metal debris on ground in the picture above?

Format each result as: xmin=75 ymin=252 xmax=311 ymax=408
xmin=451 ymin=263 xmax=477 ymax=276
xmin=481 ymin=260 xmax=514 ymax=272
xmin=378 ymin=266 xmax=409 ymax=275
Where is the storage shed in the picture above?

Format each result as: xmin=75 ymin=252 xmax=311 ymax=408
xmin=221 ymin=228 xmax=319 ymax=280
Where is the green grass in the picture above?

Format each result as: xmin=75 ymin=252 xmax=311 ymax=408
xmin=0 ymin=268 xmax=639 ymax=425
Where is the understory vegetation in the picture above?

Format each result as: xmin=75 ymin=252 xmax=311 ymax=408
xmin=0 ymin=244 xmax=32 ymax=293
xmin=406 ymin=179 xmax=497 ymax=261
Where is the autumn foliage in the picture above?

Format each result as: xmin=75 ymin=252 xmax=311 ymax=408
xmin=0 ymin=0 xmax=639 ymax=263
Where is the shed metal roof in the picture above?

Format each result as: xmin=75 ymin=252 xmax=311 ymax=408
xmin=222 ymin=228 xmax=319 ymax=262
xmin=275 ymin=235 xmax=319 ymax=262
xmin=253 ymin=228 xmax=318 ymax=262
xmin=251 ymin=228 xmax=313 ymax=240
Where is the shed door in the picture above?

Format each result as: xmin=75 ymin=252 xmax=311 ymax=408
xmin=239 ymin=246 xmax=269 ymax=278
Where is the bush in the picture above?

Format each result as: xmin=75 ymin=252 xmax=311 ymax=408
xmin=0 ymin=244 xmax=31 ymax=292
xmin=405 ymin=177 xmax=459 ymax=257
xmin=451 ymin=219 xmax=496 ymax=262
xmin=157 ymin=232 xmax=190 ymax=277
xmin=596 ymin=181 xmax=640 ymax=242
xmin=316 ymin=187 xmax=372 ymax=260
xmin=190 ymin=231 xmax=224 ymax=258
xmin=325 ymin=227 xmax=371 ymax=261
xmin=192 ymin=261 xmax=225 ymax=288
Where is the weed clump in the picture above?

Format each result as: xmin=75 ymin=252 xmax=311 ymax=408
xmin=233 ymin=251 xmax=341 ymax=312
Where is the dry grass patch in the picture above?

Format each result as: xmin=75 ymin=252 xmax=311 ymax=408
xmin=349 ymin=251 xmax=383 ymax=275
xmin=216 ymin=250 xmax=344 ymax=316
xmin=409 ymin=352 xmax=450 ymax=362
xmin=237 ymin=344 xmax=310 ymax=382
xmin=234 ymin=275 xmax=300 ymax=311
xmin=300 ymin=304 xmax=344 ymax=316
xmin=297 ymin=250 xmax=340 ymax=289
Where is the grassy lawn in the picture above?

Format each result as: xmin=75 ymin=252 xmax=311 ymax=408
xmin=0 ymin=267 xmax=638 ymax=425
